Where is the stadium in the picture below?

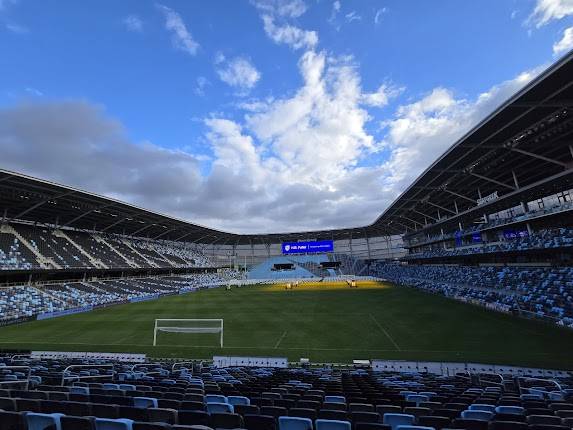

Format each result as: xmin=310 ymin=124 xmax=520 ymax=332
xmin=2 ymin=2 xmax=573 ymax=430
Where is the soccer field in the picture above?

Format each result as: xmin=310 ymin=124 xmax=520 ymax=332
xmin=0 ymin=281 xmax=572 ymax=369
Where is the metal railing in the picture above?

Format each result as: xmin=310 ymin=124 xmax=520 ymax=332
xmin=60 ymin=364 xmax=114 ymax=386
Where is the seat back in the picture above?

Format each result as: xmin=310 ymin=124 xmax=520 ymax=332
xmin=315 ymin=419 xmax=351 ymax=430
xmin=206 ymin=402 xmax=233 ymax=414
xmin=94 ymin=418 xmax=134 ymax=430
xmin=228 ymin=395 xmax=250 ymax=406
xmin=133 ymin=397 xmax=158 ymax=409
xmin=461 ymin=410 xmax=494 ymax=421
xmin=26 ymin=412 xmax=64 ymax=430
xmin=382 ymin=413 xmax=415 ymax=430
xmin=278 ymin=416 xmax=313 ymax=430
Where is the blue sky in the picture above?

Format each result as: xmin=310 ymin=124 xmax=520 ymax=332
xmin=1 ymin=0 xmax=573 ymax=233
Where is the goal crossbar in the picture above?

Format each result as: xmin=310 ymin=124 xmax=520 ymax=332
xmin=153 ymin=319 xmax=223 ymax=347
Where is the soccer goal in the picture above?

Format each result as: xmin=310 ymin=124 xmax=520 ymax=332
xmin=153 ymin=319 xmax=223 ymax=347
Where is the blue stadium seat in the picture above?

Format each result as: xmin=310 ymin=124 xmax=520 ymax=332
xmin=315 ymin=419 xmax=351 ymax=430
xmin=279 ymin=416 xmax=314 ymax=430
xmin=383 ymin=414 xmax=415 ymax=430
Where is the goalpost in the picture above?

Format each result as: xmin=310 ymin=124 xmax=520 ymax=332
xmin=153 ymin=319 xmax=224 ymax=347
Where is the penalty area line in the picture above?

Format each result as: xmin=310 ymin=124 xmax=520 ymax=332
xmin=274 ymin=331 xmax=288 ymax=349
xmin=369 ymin=313 xmax=401 ymax=351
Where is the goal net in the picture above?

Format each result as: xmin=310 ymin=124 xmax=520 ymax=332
xmin=153 ymin=319 xmax=223 ymax=347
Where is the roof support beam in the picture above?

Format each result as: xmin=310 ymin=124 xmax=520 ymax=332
xmin=175 ymin=231 xmax=194 ymax=241
xmin=61 ymin=203 xmax=115 ymax=227
xmin=400 ymin=215 xmax=424 ymax=228
xmin=425 ymin=200 xmax=457 ymax=215
xmin=101 ymin=216 xmax=132 ymax=232
xmin=130 ymin=223 xmax=155 ymax=236
xmin=443 ymin=189 xmax=477 ymax=204
xmin=510 ymin=148 xmax=570 ymax=168
xmin=469 ymin=172 xmax=516 ymax=190
xmin=153 ymin=227 xmax=178 ymax=240
xmin=412 ymin=209 xmax=438 ymax=222
xmin=9 ymin=190 xmax=76 ymax=221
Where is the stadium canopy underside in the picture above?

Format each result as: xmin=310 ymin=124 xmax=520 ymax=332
xmin=1 ymin=51 xmax=573 ymax=246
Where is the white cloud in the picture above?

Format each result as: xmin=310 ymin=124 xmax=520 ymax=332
xmin=123 ymin=15 xmax=143 ymax=32
xmin=251 ymin=0 xmax=308 ymax=18
xmin=553 ymin=26 xmax=573 ymax=54
xmin=374 ymin=8 xmax=387 ymax=25
xmin=6 ymin=23 xmax=28 ymax=33
xmin=528 ymin=0 xmax=573 ymax=27
xmin=380 ymin=67 xmax=545 ymax=193
xmin=24 ymin=87 xmax=43 ymax=96
xmin=156 ymin=3 xmax=199 ymax=56
xmin=345 ymin=11 xmax=361 ymax=23
xmin=362 ymin=84 xmax=402 ymax=107
xmin=329 ymin=0 xmax=341 ymax=26
xmin=194 ymin=76 xmax=210 ymax=96
xmin=216 ymin=57 xmax=261 ymax=92
xmin=262 ymin=15 xmax=318 ymax=50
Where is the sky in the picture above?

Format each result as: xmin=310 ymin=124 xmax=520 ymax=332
xmin=1 ymin=0 xmax=573 ymax=234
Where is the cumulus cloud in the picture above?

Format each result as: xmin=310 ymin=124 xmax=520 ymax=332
xmin=528 ymin=0 xmax=573 ymax=27
xmin=123 ymin=15 xmax=143 ymax=32
xmin=252 ymin=0 xmax=318 ymax=50
xmin=156 ymin=3 xmax=199 ymax=56
xmin=380 ymin=67 xmax=544 ymax=192
xmin=251 ymin=0 xmax=307 ymax=18
xmin=261 ymin=15 xmax=318 ymax=50
xmin=0 ymin=101 xmax=205 ymax=219
xmin=553 ymin=26 xmax=573 ymax=54
xmin=361 ymin=84 xmax=402 ymax=107
xmin=216 ymin=57 xmax=261 ymax=92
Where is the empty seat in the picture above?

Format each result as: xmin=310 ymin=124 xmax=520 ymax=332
xmin=132 ymin=423 xmax=170 ymax=430
xmin=315 ymin=419 xmax=351 ymax=430
xmin=488 ymin=422 xmax=527 ymax=430
xmin=209 ymin=412 xmax=243 ymax=429
xmin=350 ymin=404 xmax=375 ymax=413
xmin=26 ymin=412 xmax=64 ymax=430
xmin=319 ymin=410 xmax=348 ymax=421
xmin=460 ymin=410 xmax=493 ymax=421
xmin=148 ymin=408 xmax=177 ymax=424
xmin=134 ymin=397 xmax=158 ymax=409
xmin=261 ymin=406 xmax=288 ymax=418
xmin=228 ymin=396 xmax=250 ymax=406
xmin=204 ymin=395 xmax=227 ymax=404
xmin=178 ymin=411 xmax=210 ymax=426
xmin=290 ymin=408 xmax=317 ymax=420
xmin=417 ymin=415 xmax=450 ymax=430
xmin=0 ymin=411 xmax=26 ymax=430
xmin=278 ymin=417 xmax=313 ymax=430
xmin=353 ymin=424 xmax=391 ymax=430
xmin=205 ymin=402 xmax=233 ymax=414
xmin=351 ymin=412 xmax=381 ymax=424
xmin=235 ymin=404 xmax=260 ymax=415
xmin=451 ymin=418 xmax=489 ymax=430
xmin=468 ymin=404 xmax=495 ymax=413
xmin=95 ymin=418 xmax=134 ymax=430
xmin=244 ymin=414 xmax=278 ymax=430
xmin=495 ymin=407 xmax=524 ymax=416
xmin=323 ymin=403 xmax=347 ymax=412
xmin=61 ymin=415 xmax=95 ymax=430
xmin=324 ymin=397 xmax=346 ymax=404
xmin=383 ymin=414 xmax=415 ymax=430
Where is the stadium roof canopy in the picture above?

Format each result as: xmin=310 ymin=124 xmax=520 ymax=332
xmin=1 ymin=52 xmax=573 ymax=245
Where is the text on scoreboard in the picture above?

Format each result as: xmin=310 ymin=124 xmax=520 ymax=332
xmin=281 ymin=240 xmax=334 ymax=254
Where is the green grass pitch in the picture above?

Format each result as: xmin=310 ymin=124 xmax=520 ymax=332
xmin=0 ymin=281 xmax=572 ymax=369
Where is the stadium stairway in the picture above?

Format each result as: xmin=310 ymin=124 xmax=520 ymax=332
xmin=53 ymin=229 xmax=108 ymax=269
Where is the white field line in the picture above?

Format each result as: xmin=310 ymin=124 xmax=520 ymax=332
xmin=369 ymin=313 xmax=401 ymax=351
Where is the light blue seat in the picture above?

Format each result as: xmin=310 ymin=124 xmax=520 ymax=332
xmin=324 ymin=396 xmax=346 ymax=404
xmin=228 ymin=396 xmax=250 ymax=406
xmin=461 ymin=410 xmax=493 ymax=421
xmin=418 ymin=392 xmax=436 ymax=398
xmin=383 ymin=413 xmax=415 ymax=430
xmin=133 ymin=397 xmax=158 ymax=408
xmin=399 ymin=391 xmax=416 ymax=397
xmin=206 ymin=402 xmax=234 ymax=414
xmin=70 ymin=386 xmax=90 ymax=395
xmin=95 ymin=418 xmax=134 ymax=430
xmin=205 ymin=394 xmax=228 ymax=404
xmin=469 ymin=404 xmax=496 ymax=413
xmin=495 ymin=406 xmax=524 ymax=415
xmin=279 ymin=416 xmax=313 ymax=430
xmin=26 ymin=413 xmax=64 ymax=430
xmin=405 ymin=394 xmax=429 ymax=406
xmin=315 ymin=419 xmax=351 ymax=430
